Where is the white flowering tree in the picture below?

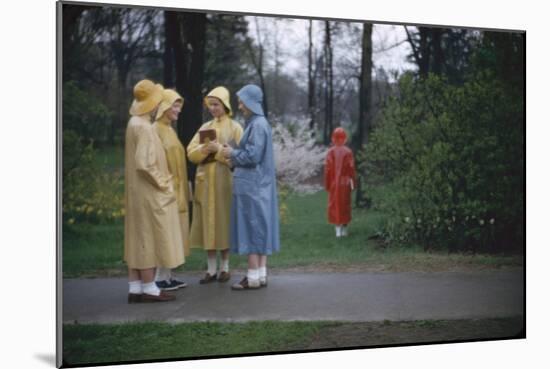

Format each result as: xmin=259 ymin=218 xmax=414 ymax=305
xmin=272 ymin=119 xmax=327 ymax=194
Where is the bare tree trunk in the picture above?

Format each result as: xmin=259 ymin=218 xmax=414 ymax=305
xmin=355 ymin=23 xmax=373 ymax=207
xmin=245 ymin=19 xmax=269 ymax=118
xmin=323 ymin=21 xmax=334 ymax=145
xmin=358 ymin=23 xmax=373 ymax=148
xmin=113 ymin=16 xmax=129 ymax=146
xmin=62 ymin=5 xmax=90 ymax=66
xmin=432 ymin=28 xmax=445 ymax=76
xmin=308 ymin=20 xmax=316 ymax=133
xmin=254 ymin=18 xmax=268 ymax=118
xmin=163 ymin=11 xmax=175 ymax=87
xmin=272 ymin=19 xmax=280 ymax=118
xmin=328 ymin=24 xmax=334 ymax=136
xmin=323 ymin=60 xmax=329 ymax=144
xmin=167 ymin=11 xmax=206 ymax=182
xmin=405 ymin=26 xmax=431 ymax=79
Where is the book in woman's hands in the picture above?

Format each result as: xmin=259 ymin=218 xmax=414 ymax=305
xmin=199 ymin=128 xmax=217 ymax=143
xmin=199 ymin=129 xmax=217 ymax=164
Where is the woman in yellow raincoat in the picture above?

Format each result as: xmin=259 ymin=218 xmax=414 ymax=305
xmin=187 ymin=86 xmax=243 ymax=284
xmin=152 ymin=88 xmax=191 ymax=291
xmin=124 ymin=79 xmax=183 ymax=303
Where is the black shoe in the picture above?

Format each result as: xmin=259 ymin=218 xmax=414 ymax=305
xmin=168 ymin=278 xmax=188 ymax=289
xmin=155 ymin=280 xmax=178 ymax=291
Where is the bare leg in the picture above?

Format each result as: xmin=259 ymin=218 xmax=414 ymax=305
xmin=221 ymin=249 xmax=230 ymax=263
xmin=248 ymin=254 xmax=260 ymax=270
xmin=129 ymin=267 xmax=156 ymax=283
xmin=128 ymin=268 xmax=140 ymax=282
xmin=139 ymin=268 xmax=156 ymax=284
xmin=259 ymin=255 xmax=267 ymax=268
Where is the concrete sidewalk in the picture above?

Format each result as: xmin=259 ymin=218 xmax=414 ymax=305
xmin=62 ymin=269 xmax=524 ymax=324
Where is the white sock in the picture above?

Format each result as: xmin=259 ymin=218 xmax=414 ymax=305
xmin=259 ymin=267 xmax=267 ymax=279
xmin=221 ymin=258 xmax=229 ymax=273
xmin=342 ymin=226 xmax=348 ymax=236
xmin=155 ymin=267 xmax=171 ymax=282
xmin=247 ymin=269 xmax=260 ymax=282
xmin=336 ymin=226 xmax=342 ymax=237
xmin=142 ymin=282 xmax=161 ymax=296
xmin=207 ymin=256 xmax=217 ymax=275
xmin=129 ymin=280 xmax=142 ymax=294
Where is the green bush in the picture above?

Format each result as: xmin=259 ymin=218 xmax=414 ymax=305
xmin=63 ymin=81 xmax=112 ymax=144
xmin=360 ymin=71 xmax=523 ymax=253
xmin=63 ymin=130 xmax=124 ymax=225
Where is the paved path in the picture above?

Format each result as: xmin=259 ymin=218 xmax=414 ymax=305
xmin=62 ymin=269 xmax=524 ymax=324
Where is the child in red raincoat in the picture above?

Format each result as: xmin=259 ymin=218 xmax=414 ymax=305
xmin=324 ymin=127 xmax=356 ymax=237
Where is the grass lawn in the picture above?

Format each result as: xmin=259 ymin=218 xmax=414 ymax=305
xmin=62 ymin=320 xmax=328 ymax=366
xmin=62 ymin=146 xmax=523 ymax=277
xmin=62 ymin=190 xmax=523 ymax=277
xmin=62 ymin=317 xmax=524 ymax=366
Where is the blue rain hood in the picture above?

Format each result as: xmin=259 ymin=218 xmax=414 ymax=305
xmin=236 ymin=84 xmax=264 ymax=116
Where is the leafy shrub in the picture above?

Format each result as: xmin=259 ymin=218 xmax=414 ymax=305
xmin=63 ymin=130 xmax=124 ymax=225
xmin=63 ymin=81 xmax=112 ymax=144
xmin=360 ymin=71 xmax=523 ymax=253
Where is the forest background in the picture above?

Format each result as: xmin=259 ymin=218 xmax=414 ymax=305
xmin=63 ymin=2 xmax=524 ymax=257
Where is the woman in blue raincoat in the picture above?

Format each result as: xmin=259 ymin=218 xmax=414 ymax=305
xmin=221 ymin=84 xmax=280 ymax=290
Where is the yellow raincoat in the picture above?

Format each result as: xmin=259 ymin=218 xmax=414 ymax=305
xmin=124 ymin=114 xmax=185 ymax=269
xmin=153 ymin=90 xmax=191 ymax=257
xmin=187 ymin=87 xmax=243 ymax=251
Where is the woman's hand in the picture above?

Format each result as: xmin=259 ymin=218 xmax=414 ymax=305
xmin=221 ymin=145 xmax=233 ymax=159
xmin=200 ymin=141 xmax=219 ymax=155
xmin=206 ymin=142 xmax=219 ymax=153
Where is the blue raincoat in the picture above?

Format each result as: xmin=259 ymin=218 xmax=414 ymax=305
xmin=229 ymin=85 xmax=280 ymax=255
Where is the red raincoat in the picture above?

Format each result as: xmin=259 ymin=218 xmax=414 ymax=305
xmin=324 ymin=128 xmax=356 ymax=225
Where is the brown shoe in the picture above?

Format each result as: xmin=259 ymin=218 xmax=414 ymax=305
xmin=128 ymin=293 xmax=142 ymax=304
xmin=140 ymin=291 xmax=176 ymax=303
xmin=231 ymin=277 xmax=260 ymax=290
xmin=199 ymin=273 xmax=217 ymax=284
xmin=218 ymin=271 xmax=231 ymax=283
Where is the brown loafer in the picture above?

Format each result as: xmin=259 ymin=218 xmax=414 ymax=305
xmin=199 ymin=273 xmax=217 ymax=284
xmin=140 ymin=291 xmax=176 ymax=303
xmin=218 ymin=271 xmax=231 ymax=283
xmin=231 ymin=277 xmax=260 ymax=290
xmin=128 ymin=293 xmax=142 ymax=304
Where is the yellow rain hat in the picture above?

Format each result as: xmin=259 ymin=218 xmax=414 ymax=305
xmin=156 ymin=89 xmax=184 ymax=121
xmin=129 ymin=79 xmax=164 ymax=116
xmin=204 ymin=86 xmax=232 ymax=116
